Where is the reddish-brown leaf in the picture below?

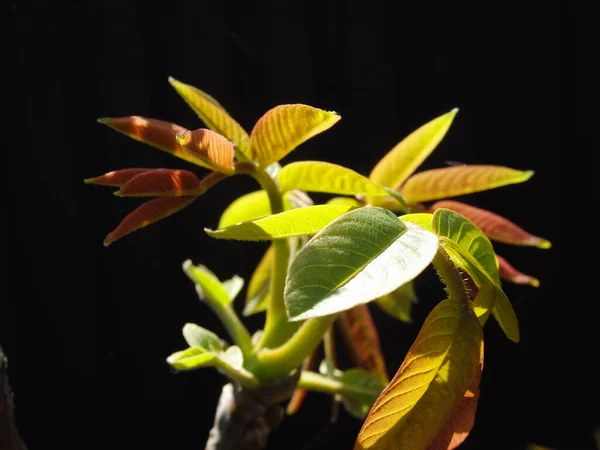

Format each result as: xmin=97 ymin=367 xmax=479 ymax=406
xmin=430 ymin=200 xmax=551 ymax=249
xmin=115 ymin=169 xmax=201 ymax=197
xmin=286 ymin=347 xmax=319 ymax=415
xmin=427 ymin=339 xmax=484 ymax=450
xmin=497 ymin=254 xmax=540 ymax=287
xmin=104 ymin=196 xmax=197 ymax=246
xmin=98 ymin=116 xmax=211 ymax=168
xmin=176 ymin=128 xmax=235 ymax=174
xmin=84 ymin=168 xmax=154 ymax=187
xmin=337 ymin=304 xmax=389 ymax=383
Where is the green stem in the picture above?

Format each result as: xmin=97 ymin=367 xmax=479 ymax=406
xmin=297 ymin=371 xmax=382 ymax=398
xmin=432 ymin=246 xmax=470 ymax=306
xmin=234 ymin=161 xmax=295 ymax=349
xmin=250 ymin=314 xmax=337 ymax=382
xmin=212 ymin=356 xmax=260 ymax=389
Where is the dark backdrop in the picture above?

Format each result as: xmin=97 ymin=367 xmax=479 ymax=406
xmin=2 ymin=1 xmax=583 ymax=449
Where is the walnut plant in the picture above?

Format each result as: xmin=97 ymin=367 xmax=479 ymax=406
xmin=86 ymin=77 xmax=551 ymax=450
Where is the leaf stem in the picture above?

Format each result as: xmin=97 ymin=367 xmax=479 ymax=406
xmin=183 ymin=262 xmax=254 ymax=355
xmin=212 ymin=357 xmax=260 ymax=389
xmin=249 ymin=314 xmax=337 ymax=382
xmin=297 ymin=371 xmax=382 ymax=398
xmin=432 ymin=247 xmax=470 ymax=306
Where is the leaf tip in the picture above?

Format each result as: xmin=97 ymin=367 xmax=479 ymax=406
xmin=103 ymin=234 xmax=115 ymax=247
xmin=450 ymin=107 xmax=459 ymax=115
xmin=537 ymin=239 xmax=552 ymax=250
xmin=113 ymin=190 xmax=123 ymax=197
xmin=525 ymin=170 xmax=535 ymax=180
xmin=530 ymin=278 xmax=540 ymax=288
xmin=83 ymin=177 xmax=95 ymax=184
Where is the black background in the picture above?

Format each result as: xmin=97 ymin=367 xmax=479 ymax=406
xmin=2 ymin=1 xmax=586 ymax=449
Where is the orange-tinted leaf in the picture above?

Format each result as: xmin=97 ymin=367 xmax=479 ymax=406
xmin=400 ymin=165 xmax=534 ymax=204
xmin=337 ymin=304 xmax=389 ymax=383
xmin=168 ymin=77 xmax=251 ymax=158
xmin=176 ymin=128 xmax=235 ymax=174
xmin=428 ymin=340 xmax=484 ymax=450
xmin=115 ymin=169 xmax=201 ymax=197
xmin=98 ymin=116 xmax=210 ymax=168
xmin=249 ymin=104 xmax=340 ymax=167
xmin=497 ymin=254 xmax=540 ymax=287
xmin=286 ymin=348 xmax=319 ymax=415
xmin=84 ymin=168 xmax=154 ymax=187
xmin=354 ymin=299 xmax=483 ymax=450
xmin=430 ymin=200 xmax=551 ymax=249
xmin=104 ymin=196 xmax=197 ymax=246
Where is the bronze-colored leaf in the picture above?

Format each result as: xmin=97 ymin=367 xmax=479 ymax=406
xmin=115 ymin=169 xmax=201 ymax=197
xmin=497 ymin=254 xmax=540 ymax=287
xmin=98 ymin=116 xmax=210 ymax=168
xmin=337 ymin=304 xmax=389 ymax=383
xmin=104 ymin=196 xmax=197 ymax=246
xmin=84 ymin=168 xmax=154 ymax=187
xmin=176 ymin=128 xmax=235 ymax=174
xmin=430 ymin=200 xmax=551 ymax=249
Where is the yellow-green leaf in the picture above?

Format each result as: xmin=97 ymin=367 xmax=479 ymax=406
xmin=166 ymin=347 xmax=216 ymax=371
xmin=375 ymin=281 xmax=417 ymax=324
xmin=278 ymin=161 xmax=389 ymax=196
xmin=327 ymin=197 xmax=365 ymax=207
xmin=218 ymin=190 xmax=293 ymax=230
xmin=368 ymin=109 xmax=458 ymax=190
xmin=355 ymin=298 xmax=483 ymax=450
xmin=471 ymin=284 xmax=496 ymax=326
xmin=168 ymin=77 xmax=251 ymax=158
xmin=244 ymin=245 xmax=274 ymax=316
xmin=205 ymin=204 xmax=355 ymax=241
xmin=400 ymin=165 xmax=534 ymax=204
xmin=249 ymin=104 xmax=340 ymax=167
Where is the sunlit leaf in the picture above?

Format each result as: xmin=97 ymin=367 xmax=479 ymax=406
xmin=401 ymin=165 xmax=534 ymax=204
xmin=400 ymin=213 xmax=434 ymax=231
xmin=244 ymin=245 xmax=273 ymax=316
xmin=432 ymin=209 xmax=519 ymax=342
xmin=84 ymin=168 xmax=153 ymax=186
xmin=471 ymin=284 xmax=496 ymax=326
xmin=182 ymin=323 xmax=223 ymax=352
xmin=375 ymin=281 xmax=418 ymax=323
xmin=337 ymin=304 xmax=389 ymax=382
xmin=249 ymin=104 xmax=340 ymax=167
xmin=206 ymin=204 xmax=356 ymax=241
xmin=327 ymin=197 xmax=364 ymax=207
xmin=222 ymin=275 xmax=245 ymax=302
xmin=182 ymin=261 xmax=231 ymax=306
xmin=496 ymin=254 xmax=540 ymax=287
xmin=104 ymin=196 xmax=197 ymax=246
xmin=368 ymin=109 xmax=458 ymax=190
xmin=166 ymin=347 xmax=216 ymax=371
xmin=98 ymin=116 xmax=210 ymax=168
xmin=176 ymin=128 xmax=235 ymax=174
xmin=285 ymin=206 xmax=438 ymax=321
xmin=428 ymin=340 xmax=484 ymax=450
xmin=114 ymin=169 xmax=201 ymax=197
xmin=354 ymin=298 xmax=483 ymax=450
xmin=278 ymin=161 xmax=389 ymax=196
xmin=430 ymin=200 xmax=551 ymax=249
xmin=338 ymin=369 xmax=388 ymax=419
xmin=220 ymin=345 xmax=244 ymax=371
xmin=217 ymin=190 xmax=293 ymax=230
xmin=168 ymin=77 xmax=251 ymax=158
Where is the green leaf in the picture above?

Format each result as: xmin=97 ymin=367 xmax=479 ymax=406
xmin=400 ymin=165 xmax=534 ymax=204
xmin=206 ymin=204 xmax=356 ymax=241
xmin=222 ymin=275 xmax=244 ymax=302
xmin=432 ymin=209 xmax=519 ymax=342
xmin=217 ymin=190 xmax=293 ymax=229
xmin=220 ymin=345 xmax=244 ymax=371
xmin=338 ymin=369 xmax=388 ymax=419
xmin=472 ymin=284 xmax=496 ymax=326
xmin=166 ymin=347 xmax=216 ymax=371
xmin=368 ymin=109 xmax=458 ymax=189
xmin=182 ymin=323 xmax=223 ymax=352
xmin=244 ymin=245 xmax=274 ymax=316
xmin=249 ymin=104 xmax=341 ymax=167
xmin=375 ymin=280 xmax=417 ymax=323
xmin=182 ymin=261 xmax=230 ymax=306
xmin=285 ymin=206 xmax=438 ymax=321
xmin=399 ymin=213 xmax=434 ymax=231
xmin=278 ymin=161 xmax=389 ymax=196
xmin=327 ymin=197 xmax=364 ymax=207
